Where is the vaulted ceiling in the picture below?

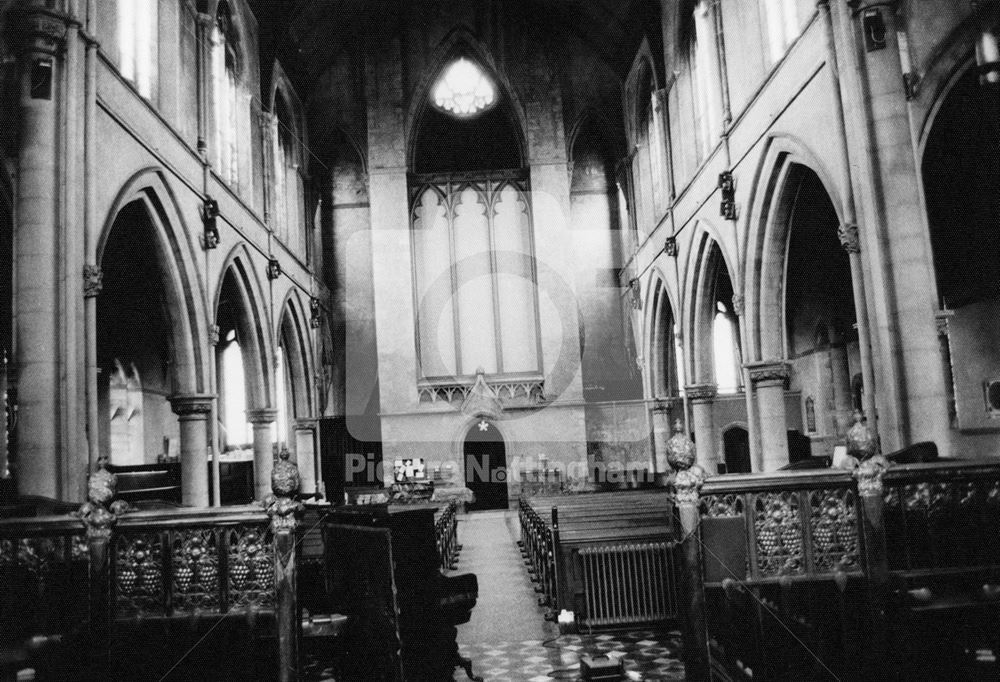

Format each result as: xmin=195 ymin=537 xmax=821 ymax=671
xmin=249 ymin=0 xmax=659 ymax=98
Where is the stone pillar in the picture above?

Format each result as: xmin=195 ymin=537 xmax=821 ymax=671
xmin=651 ymin=399 xmax=674 ymax=475
xmin=838 ymin=0 xmax=950 ymax=454
xmin=14 ymin=2 xmax=68 ymax=499
xmin=829 ymin=341 xmax=854 ymax=437
xmin=169 ymin=395 xmax=213 ymax=506
xmin=837 ymin=223 xmax=877 ymax=431
xmin=748 ymin=362 xmax=790 ymax=471
xmin=247 ymin=408 xmax=278 ymax=501
xmin=293 ymin=417 xmax=318 ymax=496
xmin=685 ymin=384 xmax=718 ymax=474
xmin=673 ymin=465 xmax=708 ymax=682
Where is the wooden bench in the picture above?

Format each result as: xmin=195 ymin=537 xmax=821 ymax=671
xmin=518 ymin=490 xmax=677 ymax=629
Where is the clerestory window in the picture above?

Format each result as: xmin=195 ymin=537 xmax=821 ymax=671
xmin=118 ymin=0 xmax=157 ymax=99
xmin=431 ymin=58 xmax=497 ymax=118
xmin=212 ymin=3 xmax=242 ymax=188
xmin=762 ymin=0 xmax=800 ymax=63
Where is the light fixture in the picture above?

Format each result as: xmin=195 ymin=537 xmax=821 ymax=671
xmin=202 ymin=197 xmax=220 ymax=250
xmin=267 ymin=258 xmax=281 ymax=280
xmin=718 ymin=171 xmax=736 ymax=221
xmin=310 ymin=297 xmax=321 ymax=328
xmin=664 ymin=237 xmax=678 ymax=258
xmin=974 ymin=1 xmax=1000 ymax=86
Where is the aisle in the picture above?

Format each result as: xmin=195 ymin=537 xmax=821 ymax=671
xmin=454 ymin=510 xmax=555 ymax=644
xmin=451 ymin=511 xmax=687 ymax=682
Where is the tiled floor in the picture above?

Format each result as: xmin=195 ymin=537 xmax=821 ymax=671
xmin=303 ymin=510 xmax=688 ymax=681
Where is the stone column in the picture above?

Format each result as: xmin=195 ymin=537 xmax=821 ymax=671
xmin=293 ymin=417 xmax=318 ymax=496
xmin=14 ymin=2 xmax=68 ymax=499
xmin=685 ymin=384 xmax=718 ymax=473
xmin=247 ymin=408 xmax=278 ymax=501
xmin=748 ymin=362 xmax=790 ymax=471
xmin=169 ymin=394 xmax=213 ymax=506
xmin=674 ymin=465 xmax=709 ymax=682
xmin=837 ymin=223 xmax=877 ymax=430
xmin=651 ymin=399 xmax=674 ymax=476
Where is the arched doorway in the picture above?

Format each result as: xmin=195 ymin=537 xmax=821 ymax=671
xmin=722 ymin=426 xmax=751 ymax=474
xmin=464 ymin=419 xmax=507 ymax=511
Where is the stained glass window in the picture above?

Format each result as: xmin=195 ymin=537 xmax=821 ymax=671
xmin=431 ymin=58 xmax=496 ymax=117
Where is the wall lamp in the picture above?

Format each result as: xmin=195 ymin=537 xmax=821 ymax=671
xmin=267 ymin=258 xmax=282 ymax=280
xmin=973 ymin=1 xmax=1000 ymax=86
xmin=310 ymin=297 xmax=321 ymax=328
xmin=201 ymin=197 xmax=220 ymax=250
xmin=718 ymin=171 xmax=737 ymax=221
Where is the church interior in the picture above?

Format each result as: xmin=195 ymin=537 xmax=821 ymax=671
xmin=2 ymin=0 xmax=1000 ymax=680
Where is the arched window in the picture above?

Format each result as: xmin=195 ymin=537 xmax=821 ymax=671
xmin=221 ymin=329 xmax=252 ymax=448
xmin=118 ymin=0 xmax=157 ymax=98
xmin=273 ymin=94 xmax=303 ymax=254
xmin=274 ymin=344 xmax=289 ymax=448
xmin=212 ymin=3 xmax=242 ymax=187
xmin=713 ymin=300 xmax=740 ymax=393
xmin=691 ymin=0 xmax=721 ymax=159
xmin=762 ymin=0 xmax=800 ymax=63
xmin=637 ymin=68 xmax=667 ymax=219
xmin=411 ymin=55 xmax=539 ymax=386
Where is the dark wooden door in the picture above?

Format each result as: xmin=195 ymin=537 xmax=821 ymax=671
xmin=464 ymin=420 xmax=508 ymax=511
xmin=723 ymin=427 xmax=751 ymax=474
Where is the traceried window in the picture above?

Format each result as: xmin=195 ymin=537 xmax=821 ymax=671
xmin=691 ymin=0 xmax=722 ymax=159
xmin=118 ymin=0 xmax=157 ymax=98
xmin=272 ymin=94 xmax=304 ymax=255
xmin=410 ymin=176 xmax=540 ymax=380
xmin=221 ymin=330 xmax=252 ymax=448
xmin=212 ymin=3 xmax=242 ymax=188
xmin=431 ymin=58 xmax=497 ymax=117
xmin=762 ymin=0 xmax=800 ymax=63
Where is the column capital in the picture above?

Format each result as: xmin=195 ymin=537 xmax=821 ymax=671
xmin=747 ymin=361 xmax=791 ymax=387
xmin=294 ymin=417 xmax=320 ymax=431
xmin=18 ymin=4 xmax=69 ymax=56
xmin=83 ymin=264 xmax=103 ymax=298
xmin=731 ymin=293 xmax=744 ymax=317
xmin=246 ymin=407 xmax=279 ymax=425
xmin=208 ymin=324 xmax=220 ymax=346
xmin=838 ymin=223 xmax=861 ymax=254
xmin=685 ymin=383 xmax=718 ymax=403
xmin=652 ymin=397 xmax=681 ymax=413
xmin=169 ymin=394 xmax=214 ymax=418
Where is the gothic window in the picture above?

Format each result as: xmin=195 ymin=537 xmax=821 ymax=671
xmin=118 ymin=0 xmax=157 ymax=99
xmin=431 ymin=58 xmax=497 ymax=117
xmin=212 ymin=3 xmax=242 ymax=188
xmin=637 ymin=68 xmax=667 ymax=219
xmin=762 ymin=0 xmax=800 ymax=63
xmin=410 ymin=176 xmax=540 ymax=380
xmin=275 ymin=344 xmax=289 ymax=447
xmin=221 ymin=330 xmax=252 ymax=449
xmin=272 ymin=94 xmax=303 ymax=254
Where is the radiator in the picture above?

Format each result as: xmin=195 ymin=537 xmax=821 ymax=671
xmin=579 ymin=541 xmax=677 ymax=627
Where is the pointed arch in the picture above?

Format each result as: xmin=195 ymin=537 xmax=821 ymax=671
xmin=685 ymin=222 xmax=739 ymax=386
xmin=646 ymin=273 xmax=679 ymax=400
xmin=97 ymin=168 xmax=207 ymax=395
xmin=277 ymin=288 xmax=315 ymax=419
xmin=405 ymin=26 xmax=528 ymax=171
xmin=213 ymin=244 xmax=273 ymax=410
xmin=745 ymin=138 xmax=845 ymax=361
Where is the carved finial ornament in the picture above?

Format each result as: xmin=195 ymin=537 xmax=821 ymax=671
xmin=853 ymin=454 xmax=889 ymax=497
xmin=83 ymin=264 xmax=103 ymax=298
xmin=838 ymin=223 xmax=861 ymax=254
xmin=674 ymin=465 xmax=706 ymax=505
xmin=846 ymin=410 xmax=879 ymax=460
xmin=665 ymin=418 xmax=696 ymax=471
xmin=262 ymin=448 xmax=304 ymax=531
xmin=76 ymin=457 xmax=129 ymax=539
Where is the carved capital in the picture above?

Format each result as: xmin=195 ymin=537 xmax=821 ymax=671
xmin=19 ymin=5 xmax=69 ymax=56
xmin=747 ymin=361 xmax=791 ymax=387
xmin=853 ymin=454 xmax=889 ymax=497
xmin=208 ymin=324 xmax=220 ymax=346
xmin=246 ymin=407 xmax=279 ymax=425
xmin=685 ymin=383 xmax=718 ymax=403
xmin=838 ymin=223 xmax=861 ymax=254
xmin=169 ymin=394 xmax=214 ymax=418
xmin=731 ymin=293 xmax=744 ymax=317
xmin=83 ymin=264 xmax=103 ymax=298
xmin=673 ymin=465 xmax=706 ymax=506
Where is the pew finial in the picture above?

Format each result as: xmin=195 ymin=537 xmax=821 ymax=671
xmin=77 ymin=457 xmax=127 ymax=538
xmin=853 ymin=454 xmax=889 ymax=497
xmin=666 ymin=418 xmax=696 ymax=472
xmin=674 ymin=465 xmax=706 ymax=505
xmin=263 ymin=448 xmax=304 ymax=531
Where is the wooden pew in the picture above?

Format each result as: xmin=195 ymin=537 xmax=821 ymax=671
xmin=518 ymin=490 xmax=678 ymax=629
xmin=677 ymin=458 xmax=1000 ymax=682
